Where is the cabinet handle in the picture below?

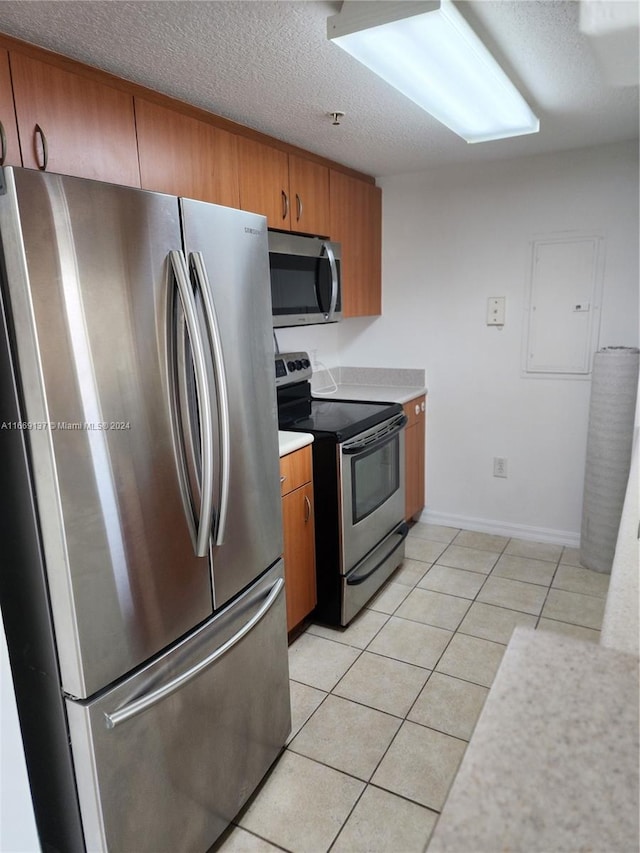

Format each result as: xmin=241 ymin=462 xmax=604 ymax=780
xmin=0 ymin=121 xmax=6 ymax=166
xmin=280 ymin=475 xmax=286 ymax=484
xmin=304 ymin=494 xmax=311 ymax=523
xmin=296 ymin=193 xmax=303 ymax=222
xmin=281 ymin=190 xmax=289 ymax=221
xmin=34 ymin=124 xmax=48 ymax=171
xmin=421 ymin=401 xmax=425 ymax=413
xmin=415 ymin=404 xmax=420 ymax=415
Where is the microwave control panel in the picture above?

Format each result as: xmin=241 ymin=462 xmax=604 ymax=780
xmin=275 ymin=352 xmax=312 ymax=387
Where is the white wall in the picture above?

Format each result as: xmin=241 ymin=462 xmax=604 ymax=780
xmin=336 ymin=141 xmax=640 ymax=544
xmin=282 ymin=141 xmax=639 ymax=543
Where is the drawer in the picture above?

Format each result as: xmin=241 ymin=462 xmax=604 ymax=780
xmin=403 ymin=394 xmax=426 ymax=427
xmin=280 ymin=444 xmax=312 ymax=496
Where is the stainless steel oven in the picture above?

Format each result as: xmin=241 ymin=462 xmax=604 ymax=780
xmin=276 ymin=352 xmax=408 ymax=626
xmin=339 ymin=413 xmax=407 ymax=623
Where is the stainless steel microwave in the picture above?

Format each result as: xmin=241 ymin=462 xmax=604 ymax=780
xmin=268 ymin=231 xmax=341 ymax=327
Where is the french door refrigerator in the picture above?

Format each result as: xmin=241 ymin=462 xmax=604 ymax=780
xmin=0 ymin=166 xmax=290 ymax=852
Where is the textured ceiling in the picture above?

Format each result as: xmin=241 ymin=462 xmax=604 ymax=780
xmin=0 ymin=0 xmax=637 ymax=178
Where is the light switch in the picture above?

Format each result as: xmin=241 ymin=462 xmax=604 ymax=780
xmin=487 ymin=296 xmax=505 ymax=326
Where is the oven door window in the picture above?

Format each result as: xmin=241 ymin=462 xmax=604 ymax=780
xmin=350 ymin=436 xmax=400 ymax=524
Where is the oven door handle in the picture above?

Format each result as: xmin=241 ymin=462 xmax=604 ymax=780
xmin=342 ymin=414 xmax=408 ymax=455
xmin=346 ymin=524 xmax=409 ymax=586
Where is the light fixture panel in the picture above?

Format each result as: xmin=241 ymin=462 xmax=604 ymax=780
xmin=328 ymin=0 xmax=539 ymax=143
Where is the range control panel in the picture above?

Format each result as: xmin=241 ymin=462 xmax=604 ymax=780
xmin=275 ymin=351 xmax=312 ymax=387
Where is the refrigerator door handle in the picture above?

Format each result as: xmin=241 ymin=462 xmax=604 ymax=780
xmin=189 ymin=251 xmax=231 ymax=547
xmin=169 ymin=250 xmax=215 ymax=557
xmin=103 ymin=576 xmax=284 ymax=730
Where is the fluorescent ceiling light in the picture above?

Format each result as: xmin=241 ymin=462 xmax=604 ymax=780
xmin=327 ymin=0 xmax=540 ymax=143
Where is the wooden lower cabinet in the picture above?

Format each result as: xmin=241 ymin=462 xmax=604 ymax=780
xmin=280 ymin=445 xmax=316 ymax=633
xmin=404 ymin=395 xmax=426 ymax=522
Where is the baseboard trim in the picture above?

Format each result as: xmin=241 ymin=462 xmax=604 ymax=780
xmin=420 ymin=509 xmax=580 ymax=548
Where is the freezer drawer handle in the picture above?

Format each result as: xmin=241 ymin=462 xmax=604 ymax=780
xmin=104 ymin=577 xmax=284 ymax=730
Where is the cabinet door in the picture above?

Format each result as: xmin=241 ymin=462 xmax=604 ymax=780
xmin=403 ymin=396 xmax=426 ymax=521
xmin=9 ymin=52 xmax=140 ymax=187
xmin=135 ymin=98 xmax=239 ymax=207
xmin=282 ymin=482 xmax=316 ymax=632
xmin=0 ymin=49 xmax=21 ymax=166
xmin=288 ymin=154 xmax=329 ymax=236
xmin=238 ymin=136 xmax=290 ymax=229
xmin=329 ymin=170 xmax=382 ymax=317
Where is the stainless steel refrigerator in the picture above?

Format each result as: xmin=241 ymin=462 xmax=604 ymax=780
xmin=0 ymin=166 xmax=290 ymax=852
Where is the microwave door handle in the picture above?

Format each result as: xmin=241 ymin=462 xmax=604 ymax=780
xmin=190 ymin=251 xmax=230 ymax=547
xmin=323 ymin=241 xmax=338 ymax=321
xmin=169 ymin=251 xmax=215 ymax=557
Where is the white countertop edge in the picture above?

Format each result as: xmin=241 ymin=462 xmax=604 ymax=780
xmin=311 ymin=383 xmax=427 ymax=405
xmin=278 ymin=431 xmax=314 ymax=457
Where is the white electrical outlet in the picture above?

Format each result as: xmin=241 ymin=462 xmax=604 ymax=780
xmin=493 ymin=457 xmax=508 ymax=478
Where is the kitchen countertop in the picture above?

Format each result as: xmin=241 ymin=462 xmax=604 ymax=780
xmin=601 ymin=426 xmax=639 ymax=657
xmin=428 ymin=626 xmax=640 ymax=853
xmin=278 ymin=431 xmax=313 ymax=458
xmin=313 ymin=383 xmax=426 ymax=405
xmin=311 ymin=365 xmax=427 ymax=406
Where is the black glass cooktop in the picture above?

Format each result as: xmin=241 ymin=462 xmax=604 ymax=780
xmin=277 ymin=383 xmax=402 ymax=443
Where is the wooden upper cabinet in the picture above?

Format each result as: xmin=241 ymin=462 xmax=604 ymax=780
xmin=288 ymin=154 xmax=330 ymax=236
xmin=238 ymin=136 xmax=290 ymax=229
xmin=135 ymin=98 xmax=239 ymax=207
xmin=238 ymin=137 xmax=330 ymax=235
xmin=0 ymin=49 xmax=21 ymax=167
xmin=329 ymin=170 xmax=382 ymax=317
xmin=9 ymin=52 xmax=140 ymax=187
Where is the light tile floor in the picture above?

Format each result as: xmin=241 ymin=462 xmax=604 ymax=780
xmin=214 ymin=523 xmax=609 ymax=853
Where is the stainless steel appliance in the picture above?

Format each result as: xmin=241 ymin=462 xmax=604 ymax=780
xmin=276 ymin=352 xmax=408 ymax=625
xmin=0 ymin=167 xmax=290 ymax=853
xmin=268 ymin=231 xmax=341 ymax=327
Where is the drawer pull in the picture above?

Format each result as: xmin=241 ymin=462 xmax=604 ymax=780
xmin=304 ymin=494 xmax=311 ymax=523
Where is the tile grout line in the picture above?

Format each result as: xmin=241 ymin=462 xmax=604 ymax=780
xmin=280 ymin=531 xmax=598 ymax=853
